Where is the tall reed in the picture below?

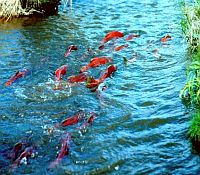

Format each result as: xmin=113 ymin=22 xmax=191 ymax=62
xmin=180 ymin=0 xmax=200 ymax=144
xmin=181 ymin=0 xmax=200 ymax=52
xmin=180 ymin=0 xmax=200 ymax=106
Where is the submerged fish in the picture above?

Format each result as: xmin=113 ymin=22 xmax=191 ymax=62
xmin=8 ymin=142 xmax=23 ymax=161
xmin=49 ymin=132 xmax=71 ymax=169
xmin=152 ymin=49 xmax=161 ymax=59
xmin=99 ymin=65 xmax=117 ymax=82
xmin=114 ymin=44 xmax=128 ymax=51
xmin=79 ymin=113 xmax=95 ymax=130
xmin=11 ymin=146 xmax=34 ymax=169
xmin=54 ymin=65 xmax=68 ymax=82
xmin=125 ymin=34 xmax=140 ymax=41
xmin=86 ymin=65 xmax=117 ymax=91
xmin=98 ymin=45 xmax=105 ymax=50
xmin=160 ymin=34 xmax=171 ymax=42
xmin=79 ymin=47 xmax=93 ymax=60
xmin=61 ymin=111 xmax=84 ymax=127
xmin=100 ymin=31 xmax=123 ymax=44
xmin=4 ymin=69 xmax=29 ymax=86
xmin=64 ymin=45 xmax=78 ymax=57
xmin=67 ymin=73 xmax=88 ymax=83
xmin=99 ymin=40 xmax=117 ymax=52
xmin=80 ymin=57 xmax=112 ymax=73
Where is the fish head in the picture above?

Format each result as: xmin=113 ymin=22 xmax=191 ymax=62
xmin=108 ymin=65 xmax=117 ymax=74
xmin=60 ymin=65 xmax=68 ymax=73
xmin=69 ymin=45 xmax=78 ymax=51
xmin=99 ymin=44 xmax=105 ymax=50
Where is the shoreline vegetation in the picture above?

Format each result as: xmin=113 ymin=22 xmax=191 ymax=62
xmin=0 ymin=0 xmax=60 ymax=21
xmin=180 ymin=0 xmax=200 ymax=144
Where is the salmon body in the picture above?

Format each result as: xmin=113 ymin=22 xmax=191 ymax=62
xmin=8 ymin=142 xmax=23 ymax=161
xmin=67 ymin=73 xmax=88 ymax=83
xmin=100 ymin=31 xmax=123 ymax=44
xmin=114 ymin=44 xmax=128 ymax=51
xmin=61 ymin=112 xmax=84 ymax=127
xmin=160 ymin=34 xmax=171 ymax=42
xmin=86 ymin=65 xmax=117 ymax=91
xmin=125 ymin=34 xmax=140 ymax=41
xmin=49 ymin=132 xmax=71 ymax=169
xmin=64 ymin=45 xmax=78 ymax=57
xmin=79 ymin=113 xmax=95 ymax=129
xmin=99 ymin=65 xmax=117 ymax=82
xmin=54 ymin=65 xmax=67 ymax=81
xmin=4 ymin=69 xmax=29 ymax=86
xmin=85 ymin=77 xmax=100 ymax=89
xmin=11 ymin=146 xmax=34 ymax=169
xmin=80 ymin=57 xmax=111 ymax=73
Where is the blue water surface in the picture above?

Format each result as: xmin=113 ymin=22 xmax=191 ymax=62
xmin=0 ymin=0 xmax=198 ymax=174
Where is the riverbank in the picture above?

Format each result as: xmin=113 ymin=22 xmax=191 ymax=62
xmin=0 ymin=0 xmax=60 ymax=21
xmin=180 ymin=0 xmax=200 ymax=143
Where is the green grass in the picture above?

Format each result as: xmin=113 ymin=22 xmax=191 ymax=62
xmin=180 ymin=0 xmax=200 ymax=106
xmin=181 ymin=0 xmax=200 ymax=52
xmin=188 ymin=112 xmax=200 ymax=141
xmin=180 ymin=0 xmax=200 ymax=144
xmin=180 ymin=53 xmax=200 ymax=106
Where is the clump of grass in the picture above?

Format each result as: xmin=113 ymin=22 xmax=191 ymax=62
xmin=180 ymin=0 xmax=200 ymax=106
xmin=180 ymin=55 xmax=200 ymax=106
xmin=188 ymin=112 xmax=200 ymax=141
xmin=181 ymin=1 xmax=200 ymax=147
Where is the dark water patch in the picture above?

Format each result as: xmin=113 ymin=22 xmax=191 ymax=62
xmin=138 ymin=101 xmax=155 ymax=107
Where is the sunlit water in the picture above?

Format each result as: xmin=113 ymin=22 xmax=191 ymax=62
xmin=0 ymin=0 xmax=198 ymax=174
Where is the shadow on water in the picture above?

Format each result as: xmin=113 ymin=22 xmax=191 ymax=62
xmin=0 ymin=0 xmax=198 ymax=174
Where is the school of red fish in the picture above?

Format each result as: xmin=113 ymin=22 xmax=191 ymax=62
xmin=4 ymin=30 xmax=171 ymax=171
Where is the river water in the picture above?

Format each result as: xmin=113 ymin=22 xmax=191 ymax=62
xmin=0 ymin=0 xmax=198 ymax=174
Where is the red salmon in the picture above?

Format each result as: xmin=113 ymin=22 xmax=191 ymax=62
xmin=86 ymin=65 xmax=117 ymax=91
xmin=4 ymin=69 xmax=29 ymax=86
xmin=64 ymin=45 xmax=78 ymax=57
xmin=114 ymin=44 xmax=128 ymax=51
xmin=80 ymin=57 xmax=111 ymax=73
xmin=54 ymin=65 xmax=67 ymax=82
xmin=99 ymin=65 xmax=117 ymax=82
xmin=61 ymin=111 xmax=84 ymax=127
xmin=79 ymin=113 xmax=95 ymax=129
xmin=67 ymin=73 xmax=88 ymax=83
xmin=160 ymin=34 xmax=171 ymax=42
xmin=49 ymin=132 xmax=71 ymax=169
xmin=100 ymin=31 xmax=123 ymax=44
xmin=125 ymin=34 xmax=140 ymax=41
xmin=8 ymin=142 xmax=23 ymax=161
xmin=85 ymin=77 xmax=100 ymax=89
xmin=11 ymin=146 xmax=34 ymax=169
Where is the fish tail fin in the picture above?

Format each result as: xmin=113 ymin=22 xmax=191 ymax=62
xmin=4 ymin=81 xmax=11 ymax=86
